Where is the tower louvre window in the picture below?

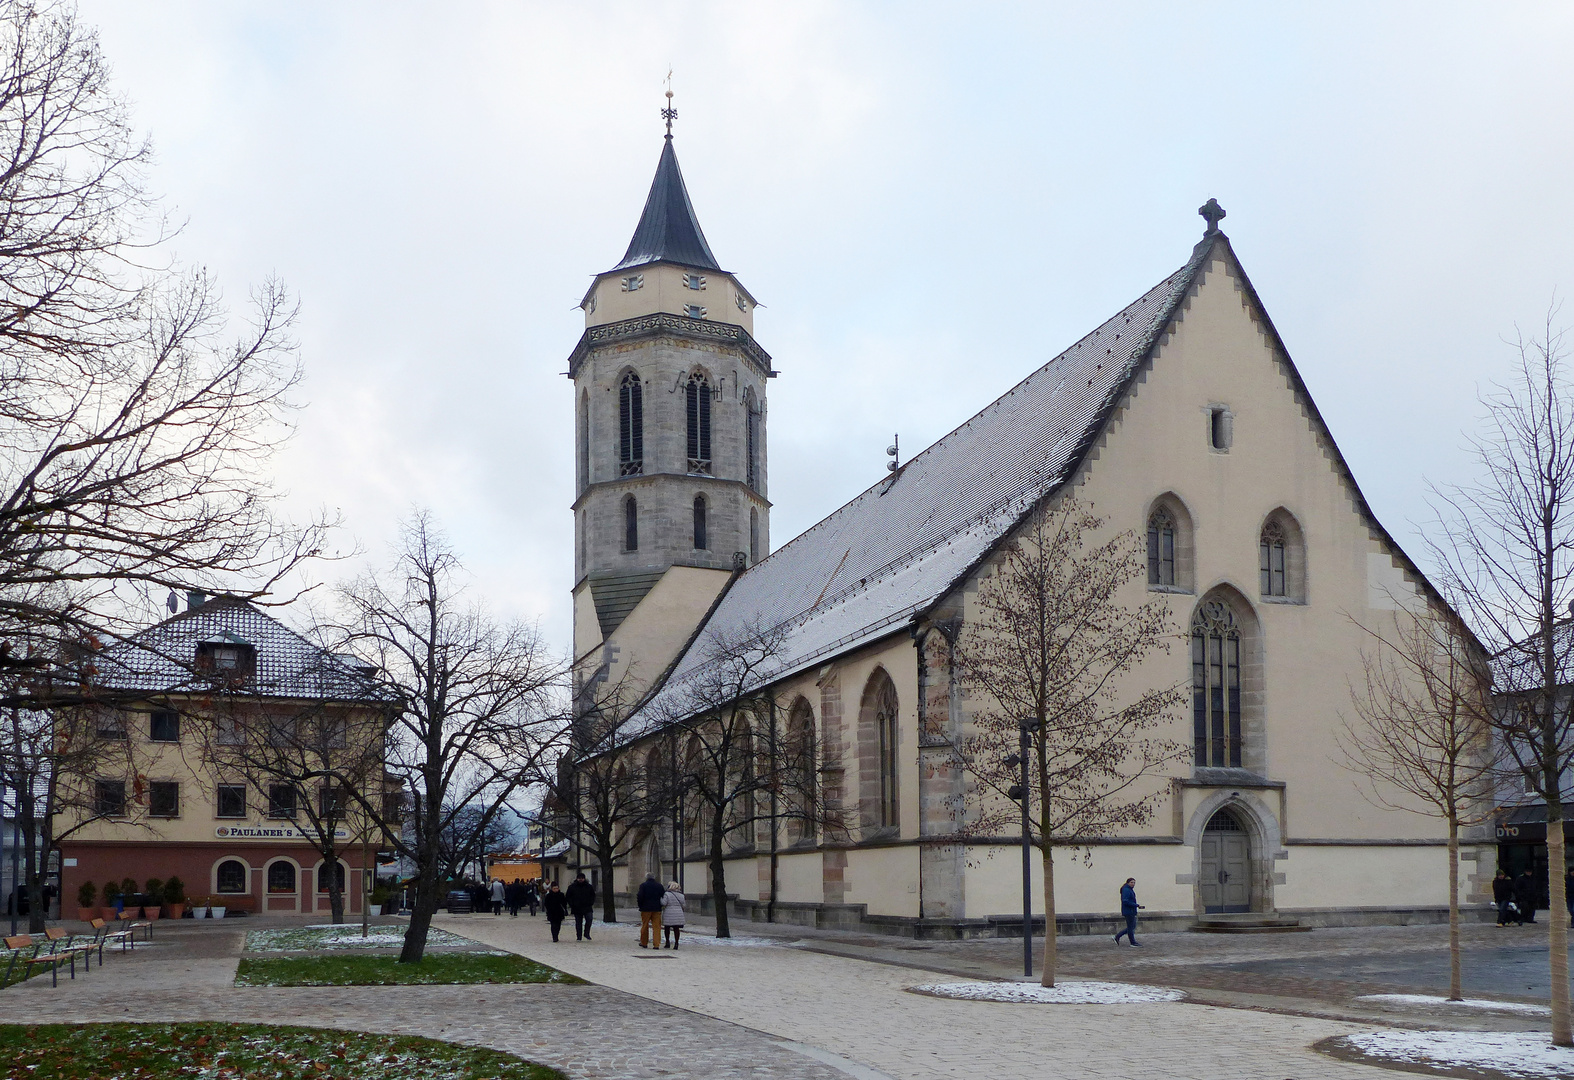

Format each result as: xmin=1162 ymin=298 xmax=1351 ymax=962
xmin=693 ymin=495 xmax=708 ymax=550
xmin=624 ymin=495 xmax=638 ymax=552
xmin=684 ymin=273 xmax=706 ymax=291
xmin=736 ymin=293 xmax=748 ymax=312
xmin=684 ymin=304 xmax=707 ymax=319
xmin=619 ymin=372 xmax=643 ymax=476
xmin=686 ymin=373 xmax=712 ymax=474
xmin=745 ymin=389 xmax=761 ymax=491
xmin=621 ymin=275 xmax=643 ymax=292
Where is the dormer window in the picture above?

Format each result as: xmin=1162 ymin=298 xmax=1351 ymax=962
xmin=197 ymin=640 xmax=256 ymax=681
xmin=621 ymin=275 xmax=644 ymax=292
xmin=685 ymin=305 xmax=707 ymax=319
xmin=684 ymin=273 xmax=706 ymax=291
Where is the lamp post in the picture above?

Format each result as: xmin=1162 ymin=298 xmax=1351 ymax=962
xmin=1006 ymin=716 xmax=1040 ymax=978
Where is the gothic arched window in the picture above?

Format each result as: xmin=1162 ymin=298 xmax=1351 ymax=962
xmin=744 ymin=388 xmax=761 ymax=491
xmin=1148 ymin=507 xmax=1176 ymax=586
xmin=1191 ymin=599 xmax=1242 ymax=768
xmin=619 ymin=372 xmax=643 ymax=476
xmin=686 ymin=372 xmax=712 ymax=474
xmin=877 ymin=677 xmax=899 ymax=828
xmin=785 ymin=698 xmax=817 ymax=844
xmin=624 ymin=495 xmax=638 ymax=552
xmin=692 ymin=495 xmax=707 ymax=550
xmin=578 ymin=390 xmax=589 ymax=491
xmin=749 ymin=507 xmax=760 ymax=563
xmin=1260 ymin=520 xmax=1287 ymax=597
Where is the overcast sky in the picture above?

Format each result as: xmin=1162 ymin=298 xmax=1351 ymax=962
xmin=74 ymin=2 xmax=1574 ymax=648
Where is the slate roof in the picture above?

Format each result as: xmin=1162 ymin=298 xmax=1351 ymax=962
xmin=626 ymin=235 xmax=1220 ymax=732
xmin=610 ymin=137 xmax=723 ymax=274
xmin=87 ymin=595 xmax=397 ymax=704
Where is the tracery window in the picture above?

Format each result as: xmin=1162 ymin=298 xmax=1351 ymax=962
xmin=1147 ymin=508 xmax=1176 ymax=586
xmin=686 ymin=373 xmax=712 ymax=474
xmin=1260 ymin=520 xmax=1287 ymax=597
xmin=876 ymin=678 xmax=899 ymax=828
xmin=1191 ymin=600 xmax=1242 ymax=768
xmin=619 ymin=372 xmax=643 ymax=476
xmin=624 ymin=495 xmax=638 ymax=552
xmin=692 ymin=495 xmax=707 ymax=550
xmin=749 ymin=507 xmax=760 ymax=563
xmin=745 ymin=389 xmax=761 ymax=491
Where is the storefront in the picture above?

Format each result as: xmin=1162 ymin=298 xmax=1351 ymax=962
xmin=1495 ymin=804 xmax=1574 ymax=912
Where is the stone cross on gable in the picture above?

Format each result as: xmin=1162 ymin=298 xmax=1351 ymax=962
xmin=1199 ymin=198 xmax=1226 ymax=235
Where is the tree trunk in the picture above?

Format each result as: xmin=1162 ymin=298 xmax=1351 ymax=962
xmin=20 ymin=787 xmax=43 ymax=934
xmin=1039 ymin=843 xmax=1056 ymax=987
xmin=710 ymin=810 xmax=730 ymax=938
xmin=399 ymin=866 xmax=440 ymax=964
xmin=1549 ymin=803 xmax=1571 ymax=1045
xmin=1446 ymin=822 xmax=1461 ymax=1001
xmin=327 ymin=874 xmax=345 ymax=924
xmin=598 ymin=850 xmax=617 ymax=923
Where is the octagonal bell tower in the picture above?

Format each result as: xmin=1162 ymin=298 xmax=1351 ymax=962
xmin=568 ymin=122 xmax=774 ymax=687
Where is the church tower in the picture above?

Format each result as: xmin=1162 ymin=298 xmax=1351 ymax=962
xmin=568 ymin=118 xmax=773 ymax=685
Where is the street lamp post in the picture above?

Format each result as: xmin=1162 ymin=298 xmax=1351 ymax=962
xmin=1006 ymin=717 xmax=1040 ymax=978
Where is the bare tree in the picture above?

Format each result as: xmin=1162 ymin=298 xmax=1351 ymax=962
xmin=1430 ymin=313 xmax=1574 ymax=1044
xmin=1339 ymin=607 xmax=1495 ymax=1001
xmin=334 ymin=514 xmax=566 ymax=963
xmin=953 ymin=500 xmax=1184 ymax=987
xmin=660 ymin=622 xmax=841 ymax=938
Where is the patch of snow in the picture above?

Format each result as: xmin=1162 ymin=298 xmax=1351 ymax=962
xmin=1356 ymin=993 xmax=1551 ymax=1016
xmin=910 ymin=980 xmax=1184 ymax=1004
xmin=1339 ymin=1030 xmax=1574 ymax=1079
xmin=688 ymin=934 xmax=790 ymax=947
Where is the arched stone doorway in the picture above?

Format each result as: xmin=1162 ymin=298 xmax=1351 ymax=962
xmin=1198 ymin=808 xmax=1252 ymax=913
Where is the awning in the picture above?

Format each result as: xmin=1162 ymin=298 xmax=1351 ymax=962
xmin=1496 ymin=803 xmax=1574 ymax=843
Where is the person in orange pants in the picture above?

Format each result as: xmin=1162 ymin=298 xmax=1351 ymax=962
xmin=636 ymin=872 xmax=665 ymax=948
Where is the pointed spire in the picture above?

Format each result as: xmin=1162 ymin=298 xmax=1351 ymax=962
xmin=610 ymin=136 xmax=723 ymax=273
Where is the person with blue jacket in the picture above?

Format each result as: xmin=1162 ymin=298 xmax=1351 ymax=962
xmin=1114 ymin=877 xmax=1143 ymax=947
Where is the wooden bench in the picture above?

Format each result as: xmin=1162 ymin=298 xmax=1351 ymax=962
xmin=45 ymin=926 xmax=100 ymax=971
xmin=2 ymin=933 xmax=79 ymax=987
xmin=115 ymin=910 xmax=152 ymax=941
xmin=88 ymin=917 xmax=135 ymax=955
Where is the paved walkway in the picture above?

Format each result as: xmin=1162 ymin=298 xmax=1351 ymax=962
xmin=446 ymin=910 xmax=1407 ymax=1080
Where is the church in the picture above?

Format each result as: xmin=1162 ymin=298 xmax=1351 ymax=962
xmin=563 ymin=122 xmax=1491 ymax=935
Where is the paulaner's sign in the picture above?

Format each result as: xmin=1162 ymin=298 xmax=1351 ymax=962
xmin=215 ymin=825 xmax=350 ymax=841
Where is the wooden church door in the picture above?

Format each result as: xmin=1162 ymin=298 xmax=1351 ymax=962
xmin=1199 ymin=809 xmax=1251 ymax=913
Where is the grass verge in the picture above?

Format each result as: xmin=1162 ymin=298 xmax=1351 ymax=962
xmin=235 ymin=951 xmax=583 ymax=986
xmin=0 ymin=1022 xmax=564 ymax=1079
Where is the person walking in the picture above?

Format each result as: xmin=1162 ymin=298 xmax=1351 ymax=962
xmin=636 ymin=872 xmax=665 ymax=949
xmin=525 ymin=881 xmax=539 ymax=916
xmin=661 ymin=881 xmax=686 ymax=949
xmin=490 ymin=877 xmax=505 ymax=915
xmin=505 ymin=879 xmax=522 ymax=917
xmin=1493 ymin=869 xmax=1516 ymax=927
xmin=542 ymin=881 xmax=568 ymax=942
xmin=1515 ymin=868 xmax=1539 ymax=926
xmin=1113 ymin=877 xmax=1143 ymax=946
xmin=1565 ymin=868 xmax=1574 ymax=928
xmin=566 ymin=872 xmax=596 ymax=941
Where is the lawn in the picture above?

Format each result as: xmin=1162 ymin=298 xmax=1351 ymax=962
xmin=235 ymin=951 xmax=583 ymax=986
xmin=0 ymin=1022 xmax=564 ymax=1080
xmin=245 ymin=924 xmax=474 ymax=952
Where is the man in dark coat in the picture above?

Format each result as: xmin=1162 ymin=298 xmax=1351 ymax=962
xmin=637 ymin=872 xmax=666 ymax=949
xmin=1492 ymin=869 xmax=1516 ymax=926
xmin=542 ymin=881 xmax=568 ymax=941
xmin=1565 ymin=868 xmax=1574 ymax=928
xmin=525 ymin=881 xmax=539 ymax=916
xmin=1514 ymin=868 xmax=1539 ymax=926
xmin=565 ymin=873 xmax=596 ymax=941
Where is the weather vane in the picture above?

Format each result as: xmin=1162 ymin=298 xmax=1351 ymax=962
xmin=662 ymin=70 xmax=677 ymax=138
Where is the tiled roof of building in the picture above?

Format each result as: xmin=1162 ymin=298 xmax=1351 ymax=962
xmin=89 ymin=595 xmax=397 ymax=704
xmin=631 ymin=235 xmax=1221 ymax=730
xmin=610 ymin=137 xmax=723 ymax=274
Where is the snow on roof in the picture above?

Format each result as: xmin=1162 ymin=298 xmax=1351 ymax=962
xmin=630 ymin=236 xmax=1217 ymax=732
xmin=88 ymin=595 xmax=398 ymax=704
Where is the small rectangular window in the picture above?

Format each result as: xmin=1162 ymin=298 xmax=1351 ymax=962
xmin=267 ymin=783 xmax=297 ymax=819
xmin=96 ymin=712 xmax=127 ymax=740
xmin=148 ymin=781 xmax=180 ymax=818
xmin=196 ymin=640 xmax=256 ymax=680
xmin=319 ymin=785 xmax=348 ymax=819
xmin=684 ymin=273 xmax=706 ymax=291
xmin=216 ymin=716 xmax=244 ymax=746
xmin=1209 ymin=407 xmax=1233 ymax=451
xmin=381 ymin=791 xmax=403 ymax=826
xmin=621 ymin=274 xmax=644 ymax=292
xmin=684 ymin=305 xmax=707 ymax=319
xmin=216 ymin=784 xmax=247 ymax=819
xmin=94 ymin=779 xmax=127 ymax=817
xmin=149 ymin=710 xmax=180 ymax=743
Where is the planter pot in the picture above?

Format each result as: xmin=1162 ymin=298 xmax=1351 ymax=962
xmin=76 ymin=906 xmax=96 ymax=921
xmin=165 ymin=904 xmax=184 ymax=919
xmin=368 ymin=904 xmax=381 ymax=916
xmin=122 ymin=907 xmax=143 ymax=919
xmin=192 ymin=907 xmax=208 ymax=919
xmin=144 ymin=907 xmax=162 ymax=921
xmin=210 ymin=906 xmax=227 ymax=919
xmin=100 ymin=907 xmax=119 ymax=922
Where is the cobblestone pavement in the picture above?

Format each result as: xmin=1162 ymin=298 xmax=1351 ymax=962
xmin=448 ymin=910 xmax=1410 ymax=1080
xmin=0 ymin=919 xmax=848 ymax=1080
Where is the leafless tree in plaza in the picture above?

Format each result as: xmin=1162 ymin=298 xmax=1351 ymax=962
xmin=334 ymin=514 xmax=566 ymax=962
xmin=953 ymin=499 xmax=1185 ymax=987
xmin=1429 ymin=311 xmax=1574 ymax=1044
xmin=1339 ymin=607 xmax=1496 ymax=1002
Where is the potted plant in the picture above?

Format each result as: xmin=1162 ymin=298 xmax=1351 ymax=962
xmin=102 ymin=879 xmax=123 ymax=920
xmin=164 ymin=876 xmax=186 ymax=919
xmin=191 ymin=895 xmax=209 ymax=919
xmin=76 ymin=881 xmax=97 ymax=922
xmin=210 ymin=898 xmax=227 ymax=919
xmin=143 ymin=879 xmax=164 ymax=920
xmin=369 ymin=885 xmax=388 ymax=917
xmin=120 ymin=877 xmax=140 ymax=918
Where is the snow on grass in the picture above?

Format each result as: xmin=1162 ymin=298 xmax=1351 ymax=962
xmin=245 ymin=924 xmax=474 ymax=952
xmin=1356 ymin=993 xmax=1551 ymax=1016
xmin=911 ymin=980 xmax=1185 ymax=1004
xmin=1337 ymin=1030 xmax=1574 ymax=1079
xmin=687 ymin=933 xmax=790 ymax=947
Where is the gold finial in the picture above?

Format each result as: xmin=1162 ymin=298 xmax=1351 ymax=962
xmin=662 ymin=70 xmax=677 ymax=138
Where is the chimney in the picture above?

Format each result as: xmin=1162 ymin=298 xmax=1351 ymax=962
xmin=186 ymin=590 xmax=207 ymax=611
